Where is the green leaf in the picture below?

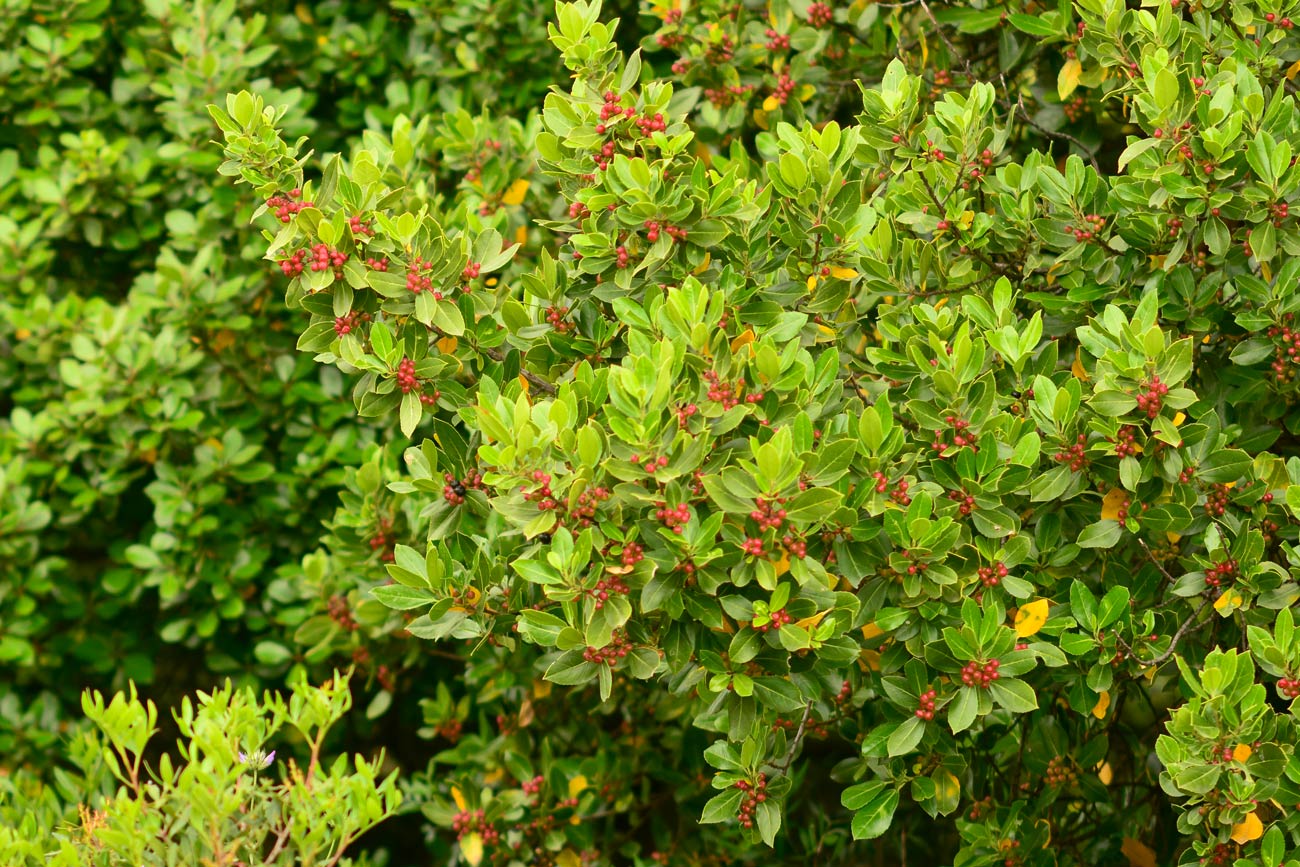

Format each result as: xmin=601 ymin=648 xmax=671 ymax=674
xmin=887 ymin=716 xmax=926 ymax=756
xmin=371 ymin=584 xmax=437 ymax=610
xmin=948 ymin=687 xmax=979 ymax=733
xmin=988 ymin=679 xmax=1038 ymax=713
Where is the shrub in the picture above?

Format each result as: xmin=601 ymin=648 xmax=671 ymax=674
xmin=13 ymin=0 xmax=1300 ymax=864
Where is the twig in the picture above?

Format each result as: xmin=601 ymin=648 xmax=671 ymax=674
xmin=1142 ymin=598 xmax=1211 ymax=667
xmin=776 ymin=703 xmax=814 ymax=772
xmin=1139 ymin=538 xmax=1177 ymax=590
xmin=264 ymin=818 xmax=293 ymax=862
xmin=481 ymin=346 xmax=558 ymax=394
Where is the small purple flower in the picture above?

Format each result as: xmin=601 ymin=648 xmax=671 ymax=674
xmin=239 ymin=748 xmax=276 ymax=769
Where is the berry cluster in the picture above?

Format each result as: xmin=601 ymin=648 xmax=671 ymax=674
xmin=568 ymin=201 xmax=589 ymax=219
xmin=546 ymin=305 xmax=573 ymax=334
xmin=1201 ymin=844 xmax=1234 ymax=867
xmin=967 ymin=796 xmax=993 ymax=821
xmin=1264 ymin=12 xmax=1296 ymax=29
xmin=365 ymin=256 xmax=388 ymax=271
xmin=734 ymin=775 xmax=768 ymax=829
xmin=1113 ymin=425 xmax=1140 ymax=458
xmin=764 ymin=28 xmax=790 ymax=51
xmin=368 ymin=517 xmax=394 ymax=562
xmin=522 ymin=470 xmax=557 ymax=511
xmin=1134 ymin=375 xmax=1169 ymax=419
xmin=451 ymin=810 xmax=500 ymax=845
xmin=615 ymin=244 xmax=630 ymax=268
xmin=740 ymin=537 xmax=766 ymax=558
xmin=589 ymin=572 xmax=629 ymax=610
xmin=597 ymin=90 xmax=630 ymax=126
xmin=620 ymin=541 xmax=644 ymax=567
xmin=915 ymin=688 xmax=938 ymax=720
xmin=279 ymin=250 xmax=304 ymax=277
xmin=960 ymin=659 xmax=1001 ymax=689
xmin=595 ymin=140 xmax=618 ymax=171
xmin=1054 ymin=434 xmax=1089 ymax=471
xmin=561 ymin=486 xmax=611 ymax=529
xmin=461 ymin=262 xmax=481 ymax=284
xmin=703 ymin=84 xmax=753 ymax=108
xmin=1069 ymin=213 xmax=1107 ymax=243
xmin=806 ymin=1 xmax=833 ymax=27
xmin=1062 ymin=94 xmax=1088 ymax=123
xmin=643 ymin=219 xmax=686 ymax=243
xmin=442 ymin=471 xmax=484 ymax=506
xmin=675 ymin=403 xmax=698 ymax=427
xmin=333 ymin=312 xmax=361 ymax=336
xmin=749 ymin=496 xmax=787 ymax=532
xmin=395 ymin=357 xmax=420 ymax=393
xmin=522 ymin=775 xmax=544 ymax=797
xmin=1267 ymin=316 xmax=1300 ymax=383
xmin=1204 ymin=483 xmax=1231 ymax=518
xmin=932 ymin=415 xmax=978 ymax=456
xmin=704 ymin=34 xmax=734 ymax=64
xmin=754 ymin=610 xmax=790 ymax=631
xmin=630 ymin=453 xmax=670 ymax=474
xmin=773 ymin=72 xmax=796 ymax=105
xmin=1044 ymin=756 xmax=1078 ymax=786
xmin=406 ymin=257 xmax=443 ymax=299
xmin=327 ymin=594 xmax=357 ymax=631
xmin=655 ymin=501 xmax=691 ymax=533
xmin=582 ymin=629 xmax=632 ymax=666
xmin=265 ymin=189 xmax=311 ymax=223
xmin=781 ymin=534 xmax=807 ymax=559
xmin=1270 ymin=201 xmax=1290 ymax=227
xmin=903 ymin=552 xmax=930 ymax=577
xmin=348 ymin=214 xmax=374 ymax=237
xmin=635 ymin=112 xmax=667 ymax=136
xmin=871 ymin=471 xmax=912 ymax=505
xmin=978 ymin=562 xmax=1008 ymax=588
xmin=310 ymin=243 xmax=347 ymax=274
xmin=947 ymin=489 xmax=977 ymax=516
xmin=1203 ymin=558 xmax=1238 ymax=588
xmin=1278 ymin=677 xmax=1300 ymax=699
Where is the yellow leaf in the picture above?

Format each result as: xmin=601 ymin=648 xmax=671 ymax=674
xmin=958 ymin=210 xmax=974 ymax=231
xmin=797 ymin=84 xmax=815 ymax=102
xmin=1290 ymin=59 xmax=1300 ymax=80
xmin=519 ymin=374 xmax=530 ymax=394
xmin=807 ymin=274 xmax=819 ymax=292
xmin=763 ymin=95 xmax=780 ymax=112
xmin=830 ymin=266 xmax=858 ymax=279
xmin=533 ymin=679 xmax=552 ymax=699
xmin=1172 ymin=412 xmax=1185 ymax=426
xmin=205 ymin=437 xmax=224 ymax=451
xmin=796 ymin=609 xmax=829 ymax=630
xmin=1262 ymin=260 xmax=1273 ymax=282
xmin=557 ymin=851 xmax=582 ymax=867
xmin=752 ymin=108 xmax=769 ymax=130
xmin=437 ymin=336 xmax=458 ymax=354
xmin=484 ymin=768 xmax=505 ymax=785
xmin=1231 ymin=811 xmax=1264 ymax=844
xmin=935 ymin=770 xmax=960 ymax=803
xmin=730 ymin=328 xmax=756 ymax=352
xmin=1233 ymin=743 xmax=1253 ymax=763
xmin=861 ymin=623 xmax=884 ymax=640
xmin=518 ymin=696 xmax=535 ymax=728
xmin=1101 ymin=488 xmax=1128 ymax=521
xmin=693 ymin=252 xmax=711 ymax=274
xmin=569 ymin=775 xmax=588 ymax=797
xmin=1214 ymin=590 xmax=1244 ymax=612
xmin=1121 ymin=837 xmax=1156 ymax=867
xmin=772 ymin=56 xmax=785 ymax=75
xmin=1097 ymin=761 xmax=1114 ymax=786
xmin=859 ymin=648 xmax=881 ymax=671
xmin=515 ymin=225 xmax=529 ymax=246
xmin=295 ymin=2 xmax=314 ymax=23
xmin=1058 ymin=59 xmax=1083 ymax=101
xmin=1071 ymin=347 xmax=1089 ymax=381
xmin=14 ymin=328 xmax=30 ymax=340
xmin=1166 ymin=532 xmax=1181 ymax=544
xmin=1092 ymin=690 xmax=1111 ymax=719
xmin=773 ymin=550 xmax=791 ymax=576
xmin=502 ymin=179 xmax=530 ymax=206
xmin=316 ymin=33 xmax=329 ymax=47
xmin=211 ymin=330 xmax=237 ymax=352
xmin=1014 ymin=599 xmax=1050 ymax=638
xmin=460 ymin=832 xmax=484 ymax=866
xmin=451 ymin=786 xmax=468 ymax=811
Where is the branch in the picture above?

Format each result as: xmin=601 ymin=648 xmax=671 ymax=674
xmin=775 ymin=703 xmax=814 ymax=773
xmin=1142 ymin=598 xmax=1211 ymax=668
xmin=481 ymin=347 xmax=558 ymax=395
